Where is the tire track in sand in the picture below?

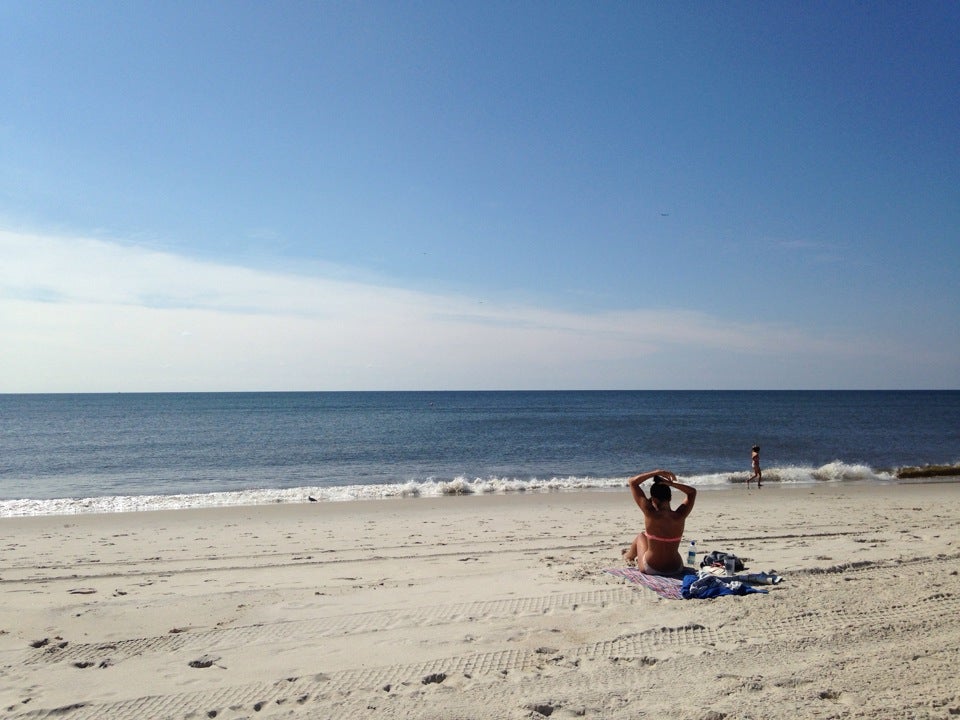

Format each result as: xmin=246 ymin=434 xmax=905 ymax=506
xmin=8 ymin=555 xmax=959 ymax=720
xmin=24 ymin=552 xmax=953 ymax=667
xmin=20 ymin=586 xmax=642 ymax=666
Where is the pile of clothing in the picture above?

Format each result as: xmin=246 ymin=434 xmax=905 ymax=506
xmin=682 ymin=549 xmax=783 ymax=599
xmin=699 ymin=550 xmax=745 ymax=572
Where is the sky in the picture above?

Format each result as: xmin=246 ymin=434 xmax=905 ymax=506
xmin=1 ymin=2 xmax=958 ymax=392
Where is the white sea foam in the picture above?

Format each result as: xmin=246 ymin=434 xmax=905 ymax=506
xmin=0 ymin=463 xmax=915 ymax=517
xmin=770 ymin=461 xmax=895 ymax=484
xmin=814 ymin=461 xmax=894 ymax=482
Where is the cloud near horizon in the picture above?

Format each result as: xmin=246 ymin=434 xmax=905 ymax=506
xmin=0 ymin=229 xmax=927 ymax=392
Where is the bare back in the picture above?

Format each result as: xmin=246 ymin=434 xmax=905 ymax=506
xmin=640 ymin=501 xmax=689 ymax=570
xmin=624 ymin=470 xmax=697 ymax=574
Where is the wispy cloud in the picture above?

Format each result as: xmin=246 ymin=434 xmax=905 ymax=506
xmin=776 ymin=239 xmax=825 ymax=250
xmin=0 ymin=229 xmax=919 ymax=391
xmin=772 ymin=237 xmax=843 ymax=264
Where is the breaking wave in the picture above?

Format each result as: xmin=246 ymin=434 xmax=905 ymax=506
xmin=2 ymin=460 xmax=956 ymax=517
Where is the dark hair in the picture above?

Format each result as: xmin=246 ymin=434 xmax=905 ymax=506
xmin=752 ymin=445 xmax=760 ymax=452
xmin=650 ymin=482 xmax=671 ymax=503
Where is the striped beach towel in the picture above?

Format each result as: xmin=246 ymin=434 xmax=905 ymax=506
xmin=605 ymin=567 xmax=693 ymax=600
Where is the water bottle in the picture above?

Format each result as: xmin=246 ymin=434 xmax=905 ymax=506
xmin=686 ymin=540 xmax=696 ymax=566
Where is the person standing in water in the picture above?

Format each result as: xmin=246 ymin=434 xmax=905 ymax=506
xmin=622 ymin=469 xmax=697 ymax=575
xmin=748 ymin=445 xmax=762 ymax=487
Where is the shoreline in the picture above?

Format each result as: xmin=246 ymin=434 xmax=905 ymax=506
xmin=2 ymin=481 xmax=959 ymax=718
xmin=4 ymin=469 xmax=959 ymax=520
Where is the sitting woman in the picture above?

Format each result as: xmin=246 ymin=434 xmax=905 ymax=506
xmin=622 ymin=469 xmax=697 ymax=575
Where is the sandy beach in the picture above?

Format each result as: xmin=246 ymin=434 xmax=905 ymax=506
xmin=2 ymin=481 xmax=959 ymax=719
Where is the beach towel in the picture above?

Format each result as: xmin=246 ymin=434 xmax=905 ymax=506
xmin=605 ymin=567 xmax=694 ymax=600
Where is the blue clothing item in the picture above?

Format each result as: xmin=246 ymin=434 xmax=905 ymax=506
xmin=681 ymin=574 xmax=768 ymax=599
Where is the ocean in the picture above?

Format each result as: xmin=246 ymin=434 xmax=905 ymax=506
xmin=1 ymin=390 xmax=958 ymax=517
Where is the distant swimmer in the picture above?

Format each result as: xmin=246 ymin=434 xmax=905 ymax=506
xmin=748 ymin=445 xmax=762 ymax=487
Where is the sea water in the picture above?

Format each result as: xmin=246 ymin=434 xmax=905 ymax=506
xmin=1 ymin=391 xmax=957 ymax=516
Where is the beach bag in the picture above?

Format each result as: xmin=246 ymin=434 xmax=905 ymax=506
xmin=700 ymin=550 xmax=744 ymax=572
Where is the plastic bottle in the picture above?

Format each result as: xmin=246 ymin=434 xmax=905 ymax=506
xmin=686 ymin=540 xmax=696 ymax=566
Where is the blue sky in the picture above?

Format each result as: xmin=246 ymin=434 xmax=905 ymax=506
xmin=2 ymin=2 xmax=958 ymax=391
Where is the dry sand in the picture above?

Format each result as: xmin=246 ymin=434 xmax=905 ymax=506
xmin=2 ymin=481 xmax=959 ymax=720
